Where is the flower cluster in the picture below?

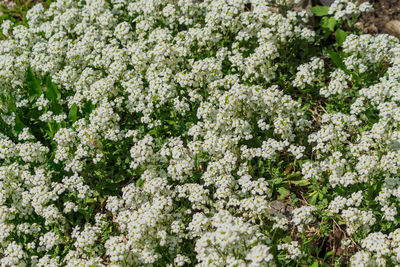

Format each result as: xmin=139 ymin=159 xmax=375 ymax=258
xmin=1 ymin=0 xmax=398 ymax=266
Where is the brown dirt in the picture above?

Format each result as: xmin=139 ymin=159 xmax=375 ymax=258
xmin=358 ymin=0 xmax=400 ymax=36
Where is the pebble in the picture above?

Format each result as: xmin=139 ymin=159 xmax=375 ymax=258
xmin=385 ymin=20 xmax=400 ymax=38
xmin=318 ymin=0 xmax=334 ymax=6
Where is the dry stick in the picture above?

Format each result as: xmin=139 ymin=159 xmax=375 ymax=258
xmin=332 ymin=222 xmax=336 ymax=266
xmin=332 ymin=219 xmax=361 ymax=250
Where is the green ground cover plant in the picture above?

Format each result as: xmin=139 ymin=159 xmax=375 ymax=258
xmin=0 ymin=0 xmax=399 ymax=266
xmin=0 ymin=0 xmax=52 ymax=28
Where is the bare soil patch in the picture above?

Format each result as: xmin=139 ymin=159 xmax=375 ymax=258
xmin=358 ymin=0 xmax=400 ymax=37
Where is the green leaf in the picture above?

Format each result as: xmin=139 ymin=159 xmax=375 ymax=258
xmin=311 ymin=5 xmax=330 ymax=16
xmin=335 ymin=29 xmax=348 ymax=47
xmin=310 ymin=261 xmax=319 ymax=267
xmin=51 ymin=102 xmax=63 ymax=114
xmin=68 ymin=103 xmax=78 ymax=123
xmin=47 ymin=122 xmax=54 ymax=137
xmin=54 ymin=122 xmax=61 ymax=134
xmin=309 ymin=192 xmax=318 ymax=205
xmin=54 ymin=245 xmax=60 ymax=255
xmin=286 ymin=171 xmax=301 ymax=180
xmin=291 ymin=179 xmax=310 ymax=186
xmin=272 ymin=177 xmax=283 ymax=185
xmin=84 ymin=100 xmax=95 ymax=114
xmin=26 ymin=67 xmax=42 ymax=97
xmin=15 ymin=115 xmax=25 ymax=132
xmin=324 ymin=250 xmax=335 ymax=261
xmin=328 ymin=50 xmax=341 ymax=67
xmin=282 ymin=235 xmax=292 ymax=243
xmin=327 ymin=50 xmax=349 ymax=74
xmin=45 ymin=76 xmax=61 ymax=102
xmin=290 ymin=193 xmax=299 ymax=205
xmin=277 ymin=187 xmax=290 ymax=200
xmin=283 ymin=164 xmax=293 ymax=176
xmin=136 ymin=178 xmax=144 ymax=187
xmin=85 ymin=197 xmax=95 ymax=204
xmin=304 ymin=237 xmax=315 ymax=245
xmin=302 ymin=103 xmax=310 ymax=111
xmin=6 ymin=95 xmax=16 ymax=112
xmin=321 ymin=17 xmax=336 ymax=32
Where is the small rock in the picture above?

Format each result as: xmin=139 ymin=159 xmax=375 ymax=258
xmin=365 ymin=24 xmax=378 ymax=34
xmin=268 ymin=200 xmax=286 ymax=215
xmin=268 ymin=200 xmax=293 ymax=218
xmin=293 ymin=0 xmax=312 ymax=11
xmin=7 ymin=2 xmax=16 ymax=9
xmin=385 ymin=20 xmax=400 ymax=38
xmin=354 ymin=22 xmax=364 ymax=30
xmin=268 ymin=200 xmax=294 ymax=220
xmin=318 ymin=0 xmax=334 ymax=6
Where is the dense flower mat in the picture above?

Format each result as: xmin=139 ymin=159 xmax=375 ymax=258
xmin=0 ymin=0 xmax=399 ymax=266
